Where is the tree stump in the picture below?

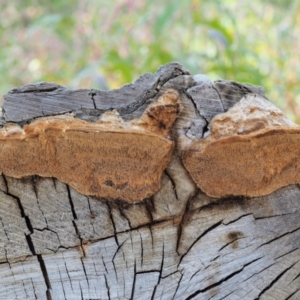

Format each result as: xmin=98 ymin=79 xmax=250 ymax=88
xmin=0 ymin=63 xmax=299 ymax=300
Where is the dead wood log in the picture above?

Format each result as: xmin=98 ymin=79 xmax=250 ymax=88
xmin=0 ymin=62 xmax=299 ymax=300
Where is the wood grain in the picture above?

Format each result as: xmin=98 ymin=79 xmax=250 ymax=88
xmin=0 ymin=63 xmax=298 ymax=300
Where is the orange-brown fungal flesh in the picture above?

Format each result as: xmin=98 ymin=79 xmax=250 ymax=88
xmin=183 ymin=94 xmax=300 ymax=198
xmin=0 ymin=90 xmax=180 ymax=203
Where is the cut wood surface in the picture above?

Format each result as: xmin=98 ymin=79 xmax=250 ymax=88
xmin=0 ymin=62 xmax=299 ymax=300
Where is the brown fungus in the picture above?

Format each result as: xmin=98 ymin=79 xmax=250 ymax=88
xmin=183 ymin=94 xmax=300 ymax=198
xmin=0 ymin=90 xmax=180 ymax=203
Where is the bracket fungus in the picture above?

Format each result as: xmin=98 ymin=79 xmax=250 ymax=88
xmin=0 ymin=89 xmax=180 ymax=203
xmin=183 ymin=94 xmax=300 ymax=198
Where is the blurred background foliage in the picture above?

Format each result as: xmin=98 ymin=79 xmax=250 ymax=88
xmin=0 ymin=0 xmax=299 ymax=122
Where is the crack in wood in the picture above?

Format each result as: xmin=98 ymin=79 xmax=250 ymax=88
xmin=285 ymin=289 xmax=300 ymax=300
xmin=275 ymin=248 xmax=299 ymax=261
xmin=138 ymin=230 xmax=144 ymax=268
xmin=292 ymin=270 xmax=300 ymax=283
xmin=175 ymin=190 xmax=199 ymax=255
xmin=241 ymin=262 xmax=275 ymax=284
xmin=37 ymin=254 xmax=52 ymax=300
xmin=88 ymin=90 xmax=97 ymax=110
xmin=106 ymin=201 xmax=120 ymax=247
xmin=2 ymin=175 xmax=37 ymax=257
xmin=150 ymin=242 xmax=165 ymax=300
xmin=104 ymin=274 xmax=111 ymax=299
xmin=30 ymin=177 xmax=49 ymax=228
xmin=58 ymin=268 xmax=67 ymax=299
xmin=130 ymin=259 xmax=137 ymax=300
xmin=185 ymin=89 xmax=210 ymax=138
xmin=178 ymin=220 xmax=223 ymax=267
xmin=186 ymin=257 xmax=262 ymax=299
xmin=72 ymin=221 xmax=85 ymax=257
xmin=257 ymin=227 xmax=300 ymax=250
xmin=164 ymin=170 xmax=179 ymax=201
xmin=254 ymin=262 xmax=298 ymax=300
xmin=66 ymin=185 xmax=78 ymax=220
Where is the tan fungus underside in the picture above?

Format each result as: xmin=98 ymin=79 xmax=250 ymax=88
xmin=0 ymin=90 xmax=179 ymax=203
xmin=183 ymin=94 xmax=300 ymax=198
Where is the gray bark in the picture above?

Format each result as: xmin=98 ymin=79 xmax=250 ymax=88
xmin=0 ymin=63 xmax=299 ymax=300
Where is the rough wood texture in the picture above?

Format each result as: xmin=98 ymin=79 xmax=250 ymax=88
xmin=0 ymin=62 xmax=299 ymax=300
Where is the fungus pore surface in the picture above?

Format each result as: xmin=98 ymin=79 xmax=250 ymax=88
xmin=183 ymin=94 xmax=300 ymax=198
xmin=0 ymin=90 xmax=180 ymax=203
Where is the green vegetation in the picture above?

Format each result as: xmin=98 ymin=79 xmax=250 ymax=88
xmin=1 ymin=0 xmax=299 ymax=122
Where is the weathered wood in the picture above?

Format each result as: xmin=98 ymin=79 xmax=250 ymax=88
xmin=0 ymin=63 xmax=299 ymax=299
